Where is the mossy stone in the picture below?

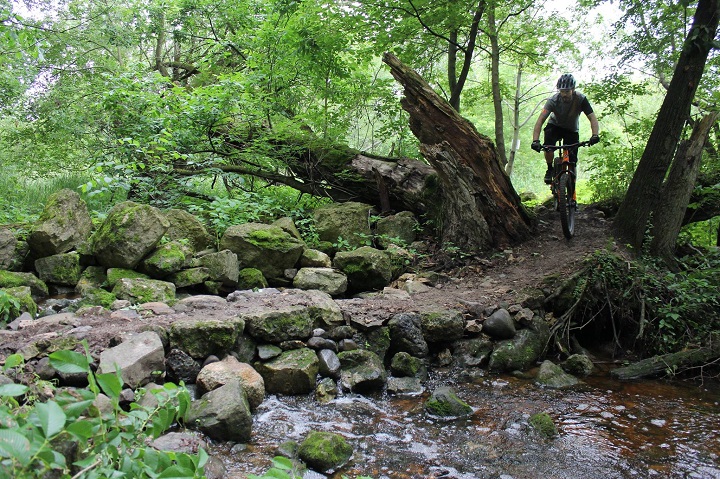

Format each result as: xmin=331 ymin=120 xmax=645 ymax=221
xmin=298 ymin=431 xmax=353 ymax=473
xmin=529 ymin=412 xmax=558 ymax=438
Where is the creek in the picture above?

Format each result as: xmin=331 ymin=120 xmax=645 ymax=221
xmin=208 ymin=365 xmax=719 ymax=479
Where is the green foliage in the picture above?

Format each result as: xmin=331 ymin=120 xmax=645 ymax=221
xmin=0 ymin=291 xmax=21 ymax=326
xmin=569 ymin=249 xmax=720 ymax=357
xmin=0 ymin=342 xmax=205 ymax=478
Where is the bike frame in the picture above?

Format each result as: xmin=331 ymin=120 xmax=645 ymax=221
xmin=541 ymin=141 xmax=589 ymax=239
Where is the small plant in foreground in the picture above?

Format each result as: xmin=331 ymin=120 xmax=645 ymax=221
xmin=0 ymin=341 xmax=206 ymax=478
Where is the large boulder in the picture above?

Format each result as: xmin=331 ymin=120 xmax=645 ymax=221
xmin=139 ymin=241 xmax=192 ymax=278
xmin=535 ymin=360 xmax=581 ymax=388
xmin=420 ymin=309 xmax=465 ymax=343
xmin=0 ymin=228 xmax=26 ymax=271
xmin=197 ymin=250 xmax=240 ymax=286
xmin=488 ymin=322 xmax=551 ymax=373
xmin=333 ymin=246 xmax=393 ymax=292
xmin=27 ymin=189 xmax=92 ymax=258
xmin=388 ymin=312 xmax=428 ymax=358
xmin=228 ymin=289 xmax=344 ymax=339
xmin=374 ymin=211 xmax=417 ymax=248
xmin=293 ymin=267 xmax=347 ymax=296
xmin=254 ymin=347 xmax=319 ymax=395
xmin=313 ymin=202 xmax=374 ymax=249
xmin=298 ymin=431 xmax=353 ymax=473
xmin=337 ymin=349 xmax=387 ymax=393
xmin=186 ymin=379 xmax=252 ymax=442
xmin=195 ymin=355 xmax=265 ymax=410
xmin=219 ymin=223 xmax=305 ymax=281
xmin=111 ymin=278 xmax=176 ymax=305
xmin=97 ymin=331 xmax=165 ymax=389
xmin=34 ymin=252 xmax=83 ymax=286
xmin=0 ymin=270 xmax=48 ymax=298
xmin=163 ymin=209 xmax=214 ymax=252
xmin=168 ymin=318 xmax=245 ymax=359
xmin=91 ymin=201 xmax=169 ymax=269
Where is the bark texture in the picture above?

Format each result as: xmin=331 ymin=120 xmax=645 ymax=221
xmin=383 ymin=52 xmax=533 ymax=250
xmin=614 ymin=0 xmax=720 ymax=250
xmin=650 ymin=112 xmax=719 ymax=264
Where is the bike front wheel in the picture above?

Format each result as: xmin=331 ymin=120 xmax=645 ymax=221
xmin=557 ymin=173 xmax=575 ymax=239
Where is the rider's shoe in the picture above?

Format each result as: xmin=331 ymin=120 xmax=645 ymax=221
xmin=544 ymin=167 xmax=553 ymax=184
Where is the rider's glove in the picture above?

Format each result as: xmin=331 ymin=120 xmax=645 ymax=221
xmin=531 ymin=140 xmax=542 ymax=152
xmin=589 ymin=134 xmax=600 ymax=145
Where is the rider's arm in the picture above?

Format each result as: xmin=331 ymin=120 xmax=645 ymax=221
xmin=532 ymin=109 xmax=550 ymax=141
xmin=586 ymin=111 xmax=599 ymax=136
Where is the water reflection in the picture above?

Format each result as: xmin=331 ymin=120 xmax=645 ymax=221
xmin=215 ymin=371 xmax=720 ymax=479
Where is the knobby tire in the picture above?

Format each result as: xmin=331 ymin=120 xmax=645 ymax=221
xmin=558 ymin=173 xmax=575 ymax=239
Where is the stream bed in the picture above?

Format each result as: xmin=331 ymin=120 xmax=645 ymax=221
xmin=209 ymin=366 xmax=720 ymax=479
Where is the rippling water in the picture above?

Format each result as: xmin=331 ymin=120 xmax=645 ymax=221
xmin=210 ymin=368 xmax=720 ymax=479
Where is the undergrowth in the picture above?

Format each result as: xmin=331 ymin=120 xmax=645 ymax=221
xmin=556 ymin=248 xmax=720 ymax=362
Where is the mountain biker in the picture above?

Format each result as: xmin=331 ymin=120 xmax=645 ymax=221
xmin=531 ymin=73 xmax=600 ymax=183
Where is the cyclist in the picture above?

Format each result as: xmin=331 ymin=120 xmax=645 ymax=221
xmin=531 ymin=73 xmax=600 ymax=183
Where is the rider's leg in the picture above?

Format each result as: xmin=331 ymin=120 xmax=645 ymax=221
xmin=542 ymin=125 xmax=560 ymax=184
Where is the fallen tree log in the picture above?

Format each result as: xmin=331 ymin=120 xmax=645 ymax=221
xmin=382 ymin=52 xmax=533 ymax=250
xmin=611 ymin=342 xmax=720 ymax=380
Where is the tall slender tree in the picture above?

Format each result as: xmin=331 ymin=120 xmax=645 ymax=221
xmin=614 ymin=0 xmax=720 ymax=251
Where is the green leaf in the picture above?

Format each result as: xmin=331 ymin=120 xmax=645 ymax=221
xmin=49 ymin=350 xmax=89 ymax=374
xmin=66 ymin=419 xmax=95 ymax=440
xmin=0 ymin=383 xmax=28 ymax=397
xmin=0 ymin=429 xmax=32 ymax=463
xmin=157 ymin=465 xmax=195 ymax=478
xmin=2 ymin=353 xmax=24 ymax=370
xmin=96 ymin=372 xmax=123 ymax=399
xmin=35 ymin=400 xmax=67 ymax=438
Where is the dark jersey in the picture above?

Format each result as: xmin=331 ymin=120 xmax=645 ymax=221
xmin=543 ymin=92 xmax=594 ymax=132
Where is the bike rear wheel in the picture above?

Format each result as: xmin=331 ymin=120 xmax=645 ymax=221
xmin=557 ymin=173 xmax=575 ymax=238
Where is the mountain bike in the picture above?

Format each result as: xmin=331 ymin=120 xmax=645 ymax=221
xmin=541 ymin=141 xmax=590 ymax=239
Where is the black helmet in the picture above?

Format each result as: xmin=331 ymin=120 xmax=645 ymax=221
xmin=556 ymin=73 xmax=576 ymax=90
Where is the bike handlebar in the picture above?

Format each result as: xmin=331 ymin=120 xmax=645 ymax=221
xmin=540 ymin=141 xmax=591 ymax=152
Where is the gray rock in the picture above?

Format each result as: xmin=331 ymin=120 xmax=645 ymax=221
xmin=387 ymin=376 xmax=423 ymax=395
xmin=112 ymin=278 xmax=176 ymax=305
xmin=168 ymin=318 xmax=244 ymax=359
xmin=254 ymin=347 xmax=319 ymax=395
xmin=299 ymin=249 xmax=332 ymax=268
xmin=483 ymin=308 xmax=516 ymax=339
xmin=313 ymin=202 xmax=374 ymax=249
xmin=186 ymin=379 xmax=252 ymax=442
xmin=34 ymin=252 xmax=83 ymax=287
xmin=293 ymin=267 xmax=347 ymax=296
xmin=374 ymin=211 xmax=418 ymax=248
xmin=98 ymin=331 xmax=165 ymax=389
xmin=536 ymin=360 xmax=581 ymax=388
xmin=388 ymin=312 xmax=428 ymax=358
xmin=195 ymin=355 xmax=265 ymax=410
xmin=28 ymin=189 xmax=92 ymax=258
xmin=0 ymin=227 xmax=24 ymax=271
xmin=420 ymin=309 xmax=465 ymax=342
xmin=219 ymin=223 xmax=305 ymax=281
xmin=315 ymin=377 xmax=338 ymax=403
xmin=338 ymin=349 xmax=387 ymax=393
xmin=91 ymin=201 xmax=169 ymax=269
xmin=488 ymin=322 xmax=550 ymax=373
xmin=163 ymin=209 xmax=214 ymax=253
xmin=198 ymin=250 xmax=240 ymax=286
xmin=563 ymin=353 xmax=595 ymax=376
xmin=425 ymin=386 xmax=473 ymax=418
xmin=317 ymin=349 xmax=341 ymax=378
xmin=333 ymin=246 xmax=393 ymax=292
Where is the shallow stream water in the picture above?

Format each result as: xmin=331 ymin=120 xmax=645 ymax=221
xmin=209 ymin=366 xmax=720 ymax=479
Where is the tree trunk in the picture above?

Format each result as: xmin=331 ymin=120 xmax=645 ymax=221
xmin=382 ymin=52 xmax=533 ymax=250
xmin=610 ymin=340 xmax=720 ymax=380
xmin=614 ymin=0 xmax=720 ymax=251
xmin=650 ymin=112 xmax=719 ymax=265
xmin=487 ymin=3 xmax=507 ymax=167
